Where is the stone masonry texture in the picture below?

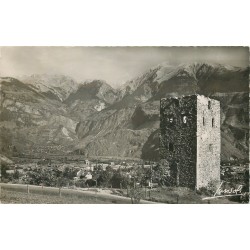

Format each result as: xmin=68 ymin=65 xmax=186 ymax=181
xmin=160 ymin=95 xmax=220 ymax=190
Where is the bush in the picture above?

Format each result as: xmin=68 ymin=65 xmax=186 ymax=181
xmin=75 ymin=179 xmax=87 ymax=188
xmin=0 ymin=163 xmax=9 ymax=180
xmin=97 ymin=170 xmax=113 ymax=187
xmin=197 ymin=180 xmax=220 ymax=196
xmin=86 ymin=179 xmax=96 ymax=187
xmin=111 ymin=171 xmax=126 ymax=188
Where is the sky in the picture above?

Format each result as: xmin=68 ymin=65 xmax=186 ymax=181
xmin=0 ymin=47 xmax=249 ymax=88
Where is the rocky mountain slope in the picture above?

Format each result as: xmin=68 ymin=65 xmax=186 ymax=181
xmin=65 ymin=80 xmax=118 ymax=120
xmin=75 ymin=63 xmax=249 ymax=161
xmin=0 ymin=62 xmax=249 ymax=162
xmin=20 ymin=74 xmax=80 ymax=101
xmin=0 ymin=77 xmax=79 ymax=156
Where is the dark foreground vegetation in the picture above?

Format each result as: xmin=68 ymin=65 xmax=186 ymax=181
xmin=1 ymin=159 xmax=249 ymax=204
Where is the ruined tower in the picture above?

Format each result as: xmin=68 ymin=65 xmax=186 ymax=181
xmin=160 ymin=95 xmax=220 ymax=190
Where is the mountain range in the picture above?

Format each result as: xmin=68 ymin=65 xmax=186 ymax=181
xmin=0 ymin=62 xmax=249 ymax=162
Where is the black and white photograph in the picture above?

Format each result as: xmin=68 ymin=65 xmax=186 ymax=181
xmin=1 ymin=1 xmax=250 ymax=250
xmin=0 ymin=46 xmax=249 ymax=204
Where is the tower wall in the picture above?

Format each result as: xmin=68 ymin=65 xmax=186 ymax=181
xmin=160 ymin=95 xmax=221 ymax=190
xmin=160 ymin=96 xmax=197 ymax=189
xmin=196 ymin=95 xmax=220 ymax=189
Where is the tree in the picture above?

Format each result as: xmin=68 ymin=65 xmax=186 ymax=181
xmin=63 ymin=167 xmax=71 ymax=178
xmin=97 ymin=169 xmax=113 ymax=187
xmin=13 ymin=169 xmax=20 ymax=180
xmin=0 ymin=163 xmax=10 ymax=182
xmin=26 ymin=170 xmax=42 ymax=185
xmin=75 ymin=179 xmax=86 ymax=188
xmin=244 ymin=170 xmax=249 ymax=191
xmin=85 ymin=179 xmax=96 ymax=187
xmin=111 ymin=170 xmax=125 ymax=188
xmin=0 ymin=163 xmax=8 ymax=179
xmin=57 ymin=176 xmax=68 ymax=188
xmin=13 ymin=146 xmax=18 ymax=152
xmin=129 ymin=178 xmax=142 ymax=204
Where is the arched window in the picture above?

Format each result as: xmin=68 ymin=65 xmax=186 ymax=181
xmin=212 ymin=118 xmax=214 ymax=127
xmin=208 ymin=101 xmax=211 ymax=109
xmin=169 ymin=142 xmax=174 ymax=152
xmin=173 ymin=99 xmax=179 ymax=107
xmin=203 ymin=117 xmax=205 ymax=126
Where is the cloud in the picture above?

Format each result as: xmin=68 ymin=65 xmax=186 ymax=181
xmin=0 ymin=47 xmax=248 ymax=87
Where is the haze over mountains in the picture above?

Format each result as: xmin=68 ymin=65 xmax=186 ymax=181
xmin=0 ymin=62 xmax=249 ymax=162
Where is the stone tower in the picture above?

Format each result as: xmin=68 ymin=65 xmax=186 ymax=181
xmin=160 ymin=95 xmax=220 ymax=190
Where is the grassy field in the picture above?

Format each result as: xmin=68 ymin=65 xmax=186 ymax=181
xmin=0 ymin=189 xmax=113 ymax=204
xmin=0 ymin=184 xmax=127 ymax=204
xmin=0 ymin=184 xmax=241 ymax=204
xmin=0 ymin=184 xmax=154 ymax=204
xmin=121 ymin=186 xmax=241 ymax=204
xmin=142 ymin=187 xmax=240 ymax=204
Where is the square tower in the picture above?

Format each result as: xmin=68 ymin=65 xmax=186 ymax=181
xmin=160 ymin=95 xmax=220 ymax=190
